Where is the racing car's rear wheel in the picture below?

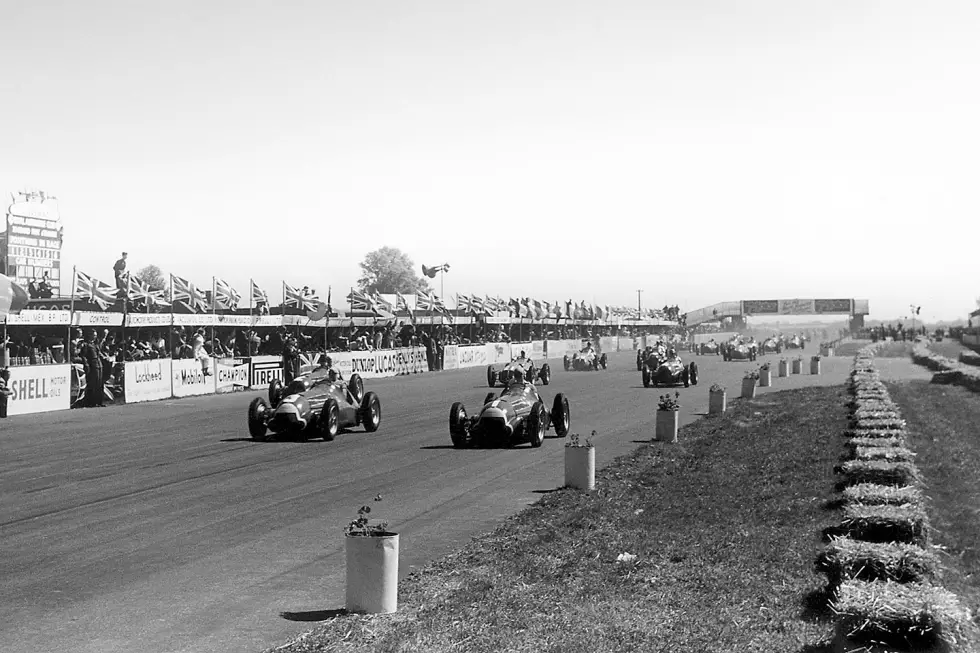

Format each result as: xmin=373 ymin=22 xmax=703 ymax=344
xmin=551 ymin=393 xmax=570 ymax=437
xmin=248 ymin=397 xmax=270 ymax=440
xmin=487 ymin=365 xmax=496 ymax=388
xmin=563 ymin=355 xmax=570 ymax=372
xmin=527 ymin=401 xmax=546 ymax=448
xmin=483 ymin=392 xmax=497 ymax=405
xmin=689 ymin=362 xmax=699 ymax=386
xmin=349 ymin=374 xmax=365 ymax=404
xmin=360 ymin=392 xmax=381 ymax=432
xmin=600 ymin=353 xmax=608 ymax=370
xmin=642 ymin=367 xmax=651 ymax=388
xmin=268 ymin=379 xmax=283 ymax=407
xmin=450 ymin=402 xmax=470 ymax=448
xmin=319 ymin=398 xmax=340 ymax=441
xmin=682 ymin=368 xmax=690 ymax=388
xmin=539 ymin=364 xmax=551 ymax=386
xmin=636 ymin=354 xmax=642 ymax=371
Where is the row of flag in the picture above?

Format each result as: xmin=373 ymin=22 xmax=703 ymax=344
xmin=69 ymin=268 xmax=666 ymax=321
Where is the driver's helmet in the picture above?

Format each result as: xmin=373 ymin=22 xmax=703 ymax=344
xmin=519 ymin=350 xmax=526 ymax=359
xmin=286 ymin=378 xmax=309 ymax=395
xmin=668 ymin=348 xmax=677 ymax=358
xmin=327 ymin=368 xmax=339 ymax=382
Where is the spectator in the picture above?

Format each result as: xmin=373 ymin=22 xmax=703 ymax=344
xmin=28 ymin=278 xmax=39 ymax=299
xmin=113 ymin=252 xmax=128 ymax=292
xmin=80 ymin=329 xmax=104 ymax=407
xmin=38 ymin=273 xmax=54 ymax=298
xmin=0 ymin=368 xmax=10 ymax=418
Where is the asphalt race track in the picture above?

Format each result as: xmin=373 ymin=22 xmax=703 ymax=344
xmin=0 ymin=349 xmax=855 ymax=653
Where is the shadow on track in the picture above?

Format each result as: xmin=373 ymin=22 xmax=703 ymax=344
xmin=280 ymin=608 xmax=347 ymax=622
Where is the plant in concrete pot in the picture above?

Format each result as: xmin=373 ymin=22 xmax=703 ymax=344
xmin=345 ymin=494 xmax=399 ymax=614
xmin=708 ymin=382 xmax=726 ymax=415
xmin=811 ymin=354 xmax=822 ymax=375
xmin=564 ymin=430 xmax=596 ymax=491
xmin=741 ymin=370 xmax=759 ymax=399
xmin=778 ymin=357 xmax=789 ymax=377
xmin=655 ymin=392 xmax=680 ymax=442
xmin=758 ymin=361 xmax=772 ymax=387
xmin=791 ymin=356 xmax=804 ymax=375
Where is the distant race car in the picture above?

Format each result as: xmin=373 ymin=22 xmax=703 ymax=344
xmin=642 ymin=354 xmax=699 ymax=388
xmin=696 ymin=341 xmax=721 ymax=356
xmin=722 ymin=340 xmax=758 ymax=361
xmin=449 ymin=381 xmax=570 ymax=449
xmin=488 ymin=357 xmax=551 ymax=387
xmin=759 ymin=337 xmax=783 ymax=354
xmin=247 ymin=370 xmax=381 ymax=441
xmin=785 ymin=335 xmax=806 ymax=350
xmin=564 ymin=346 xmax=607 ymax=371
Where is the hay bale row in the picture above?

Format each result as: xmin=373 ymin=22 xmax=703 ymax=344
xmin=813 ymin=345 xmax=975 ymax=651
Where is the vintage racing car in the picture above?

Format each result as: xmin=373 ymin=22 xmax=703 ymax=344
xmin=641 ymin=353 xmax=699 ymax=388
xmin=247 ymin=370 xmax=381 ymax=441
xmin=449 ymin=381 xmax=570 ymax=448
xmin=565 ymin=345 xmax=608 ymax=371
xmin=487 ymin=356 xmax=551 ymax=387
xmin=759 ymin=336 xmax=783 ymax=354
xmin=785 ymin=334 xmax=807 ymax=350
xmin=695 ymin=340 xmax=722 ymax=356
xmin=722 ymin=339 xmax=758 ymax=361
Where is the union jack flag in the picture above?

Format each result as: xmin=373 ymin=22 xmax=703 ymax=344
xmin=171 ymin=275 xmax=209 ymax=312
xmin=372 ymin=292 xmax=394 ymax=314
xmin=415 ymin=290 xmax=436 ymax=311
xmin=251 ymin=280 xmax=269 ymax=305
xmin=74 ymin=270 xmax=117 ymax=310
xmin=127 ymin=276 xmax=170 ymax=308
xmin=470 ymin=295 xmax=492 ymax=316
xmin=348 ymin=288 xmax=377 ymax=312
xmin=214 ymin=278 xmax=241 ymax=310
xmin=395 ymin=292 xmax=411 ymax=312
xmin=284 ymin=282 xmax=318 ymax=311
xmin=455 ymin=293 xmax=472 ymax=313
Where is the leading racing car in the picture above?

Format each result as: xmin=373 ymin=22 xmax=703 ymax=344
xmin=247 ymin=367 xmax=381 ymax=441
xmin=785 ymin=334 xmax=807 ymax=350
xmin=488 ymin=353 xmax=551 ymax=387
xmin=722 ymin=338 xmax=758 ymax=361
xmin=759 ymin=336 xmax=783 ymax=354
xmin=641 ymin=350 xmax=699 ymax=388
xmin=565 ymin=343 xmax=608 ymax=371
xmin=449 ymin=380 xmax=570 ymax=448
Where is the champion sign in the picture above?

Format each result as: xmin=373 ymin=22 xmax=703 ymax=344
xmin=216 ymin=359 xmax=249 ymax=393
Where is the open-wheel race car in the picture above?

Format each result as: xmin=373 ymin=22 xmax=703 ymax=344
xmin=695 ymin=340 xmax=722 ymax=356
xmin=759 ymin=336 xmax=783 ymax=354
xmin=565 ymin=345 xmax=607 ymax=371
xmin=785 ymin=334 xmax=807 ymax=350
xmin=247 ymin=369 xmax=381 ymax=441
xmin=449 ymin=381 xmax=570 ymax=449
xmin=722 ymin=340 xmax=758 ymax=361
xmin=641 ymin=352 xmax=699 ymax=388
xmin=488 ymin=357 xmax=551 ymax=387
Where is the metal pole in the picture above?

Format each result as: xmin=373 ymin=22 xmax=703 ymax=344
xmin=637 ymin=289 xmax=643 ymax=314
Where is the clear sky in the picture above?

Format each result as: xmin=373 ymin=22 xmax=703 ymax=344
xmin=2 ymin=0 xmax=976 ymax=321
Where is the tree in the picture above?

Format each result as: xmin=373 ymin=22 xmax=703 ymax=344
xmin=357 ymin=247 xmax=431 ymax=295
xmin=136 ymin=264 xmax=167 ymax=292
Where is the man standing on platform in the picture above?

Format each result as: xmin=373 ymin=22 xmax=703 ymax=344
xmin=80 ymin=329 xmax=104 ymax=407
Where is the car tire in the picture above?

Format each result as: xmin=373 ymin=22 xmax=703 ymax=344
xmin=563 ymin=355 xmax=570 ymax=372
xmin=551 ymin=393 xmax=570 ymax=437
xmin=360 ymin=391 xmax=381 ymax=432
xmin=600 ymin=353 xmax=608 ymax=369
xmin=248 ymin=397 xmax=270 ymax=440
xmin=689 ymin=362 xmax=699 ymax=386
xmin=540 ymin=364 xmax=551 ymax=385
xmin=349 ymin=374 xmax=365 ymax=404
xmin=319 ymin=398 xmax=340 ymax=441
xmin=642 ymin=367 xmax=651 ymax=388
xmin=450 ymin=401 xmax=470 ymax=448
xmin=487 ymin=365 xmax=496 ymax=388
xmin=268 ymin=379 xmax=283 ymax=407
xmin=683 ymin=368 xmax=690 ymax=387
xmin=527 ymin=401 xmax=546 ymax=448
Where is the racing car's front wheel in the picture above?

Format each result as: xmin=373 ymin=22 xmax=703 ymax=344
xmin=539 ymin=364 xmax=551 ymax=386
xmin=268 ymin=379 xmax=283 ymax=407
xmin=450 ymin=402 xmax=470 ymax=448
xmin=563 ymin=355 xmax=570 ymax=372
xmin=248 ymin=397 xmax=270 ymax=440
xmin=689 ymin=362 xmax=699 ymax=386
xmin=487 ymin=365 xmax=496 ymax=388
xmin=599 ymin=354 xmax=608 ymax=370
xmin=360 ymin=392 xmax=381 ymax=432
xmin=551 ymin=393 xmax=570 ymax=437
xmin=527 ymin=401 xmax=546 ymax=448
xmin=319 ymin=398 xmax=340 ymax=441
xmin=642 ymin=367 xmax=651 ymax=388
xmin=349 ymin=374 xmax=365 ymax=404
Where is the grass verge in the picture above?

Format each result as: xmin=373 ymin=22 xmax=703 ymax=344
xmin=885 ymin=380 xmax=980 ymax=643
xmin=268 ymin=386 xmax=852 ymax=653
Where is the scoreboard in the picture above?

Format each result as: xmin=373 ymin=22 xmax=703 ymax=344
xmin=2 ymin=191 xmax=63 ymax=288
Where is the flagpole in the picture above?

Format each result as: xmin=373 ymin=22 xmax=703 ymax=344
xmin=69 ymin=266 xmax=76 ymax=359
xmin=249 ymin=278 xmax=253 ymax=320
xmin=168 ymin=273 xmax=174 ymax=360
xmin=211 ymin=276 xmax=217 ymax=357
xmin=324 ymin=285 xmax=331 ymax=353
